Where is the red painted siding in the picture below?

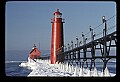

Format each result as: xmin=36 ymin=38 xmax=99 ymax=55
xmin=30 ymin=48 xmax=41 ymax=59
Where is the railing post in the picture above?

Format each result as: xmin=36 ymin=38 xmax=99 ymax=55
xmin=102 ymin=16 xmax=107 ymax=74
xmin=61 ymin=45 xmax=64 ymax=63
xmin=71 ymin=41 xmax=74 ymax=61
xmin=76 ymin=37 xmax=79 ymax=48
xmin=89 ymin=26 xmax=96 ymax=70
xmin=64 ymin=45 xmax=66 ymax=61
xmin=68 ymin=43 xmax=71 ymax=61
xmin=75 ymin=44 xmax=76 ymax=61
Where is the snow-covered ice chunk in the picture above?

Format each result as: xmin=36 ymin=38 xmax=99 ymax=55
xmin=104 ymin=67 xmax=111 ymax=77
xmin=92 ymin=67 xmax=98 ymax=77
xmin=78 ymin=67 xmax=83 ymax=77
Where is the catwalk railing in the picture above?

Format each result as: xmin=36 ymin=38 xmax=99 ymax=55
xmin=56 ymin=15 xmax=116 ymax=73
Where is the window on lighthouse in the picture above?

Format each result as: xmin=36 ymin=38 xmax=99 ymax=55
xmin=54 ymin=14 xmax=61 ymax=18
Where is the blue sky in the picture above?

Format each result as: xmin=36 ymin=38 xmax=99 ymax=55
xmin=5 ymin=1 xmax=116 ymax=51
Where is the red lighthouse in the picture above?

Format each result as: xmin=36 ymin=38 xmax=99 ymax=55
xmin=30 ymin=44 xmax=41 ymax=60
xmin=50 ymin=9 xmax=65 ymax=64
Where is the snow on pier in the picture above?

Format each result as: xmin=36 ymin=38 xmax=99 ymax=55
xmin=19 ymin=57 xmax=116 ymax=77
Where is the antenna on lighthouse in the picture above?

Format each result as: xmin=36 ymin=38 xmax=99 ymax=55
xmin=39 ymin=41 xmax=40 ymax=50
xmin=33 ymin=44 xmax=36 ymax=47
xmin=57 ymin=8 xmax=59 ymax=11
xmin=32 ymin=44 xmax=36 ymax=49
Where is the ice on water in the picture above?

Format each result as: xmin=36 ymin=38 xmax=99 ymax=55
xmin=19 ymin=57 xmax=116 ymax=77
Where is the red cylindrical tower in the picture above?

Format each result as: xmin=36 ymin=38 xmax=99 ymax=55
xmin=50 ymin=9 xmax=64 ymax=64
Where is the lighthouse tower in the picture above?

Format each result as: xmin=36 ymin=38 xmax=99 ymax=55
xmin=50 ymin=9 xmax=65 ymax=64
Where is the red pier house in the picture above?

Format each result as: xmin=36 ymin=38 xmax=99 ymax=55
xmin=30 ymin=44 xmax=41 ymax=59
xmin=50 ymin=9 xmax=65 ymax=64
